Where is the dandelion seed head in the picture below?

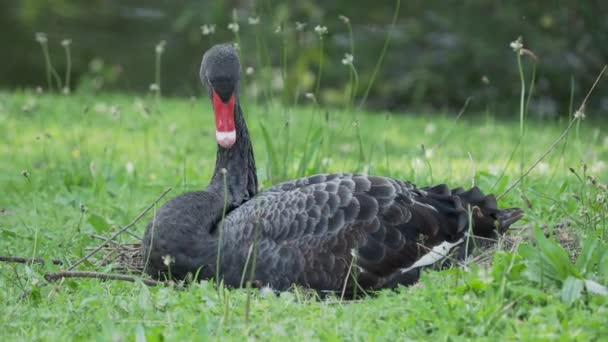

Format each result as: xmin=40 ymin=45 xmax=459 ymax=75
xmin=510 ymin=37 xmax=523 ymax=53
xmin=149 ymin=83 xmax=160 ymax=92
xmin=305 ymin=93 xmax=316 ymax=101
xmin=200 ymin=24 xmax=216 ymax=35
xmin=155 ymin=40 xmax=166 ymax=54
xmin=341 ymin=53 xmax=354 ymax=65
xmin=248 ymin=16 xmax=260 ymax=25
xmin=220 ymin=168 xmax=227 ymax=175
xmin=339 ymin=15 xmax=350 ymax=24
xmin=162 ymin=255 xmax=175 ymax=267
xmin=314 ymin=25 xmax=328 ymax=37
xmin=295 ymin=21 xmax=306 ymax=31
xmin=228 ymin=22 xmax=240 ymax=33
xmin=35 ymin=32 xmax=47 ymax=44
xmin=246 ymin=66 xmax=255 ymax=75
xmin=36 ymin=86 xmax=43 ymax=94
xmin=61 ymin=39 xmax=72 ymax=47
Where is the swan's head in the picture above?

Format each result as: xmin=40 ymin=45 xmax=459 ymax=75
xmin=200 ymin=43 xmax=241 ymax=149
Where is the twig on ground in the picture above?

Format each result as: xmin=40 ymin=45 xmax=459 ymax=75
xmin=68 ymin=188 xmax=172 ymax=270
xmin=497 ymin=65 xmax=607 ymax=200
xmin=44 ymin=271 xmax=163 ymax=287
xmin=0 ymin=256 xmax=63 ymax=265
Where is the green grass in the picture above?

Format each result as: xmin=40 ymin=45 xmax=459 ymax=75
xmin=1 ymin=91 xmax=607 ymax=340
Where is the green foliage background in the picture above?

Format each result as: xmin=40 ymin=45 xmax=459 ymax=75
xmin=2 ymin=1 xmax=607 ymax=115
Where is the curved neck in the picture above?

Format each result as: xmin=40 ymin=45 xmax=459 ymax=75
xmin=208 ymin=102 xmax=258 ymax=207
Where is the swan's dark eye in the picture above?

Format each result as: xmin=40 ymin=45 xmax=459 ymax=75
xmin=210 ymin=77 xmax=236 ymax=102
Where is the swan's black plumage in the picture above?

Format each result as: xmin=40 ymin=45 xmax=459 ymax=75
xmin=142 ymin=43 xmax=523 ymax=293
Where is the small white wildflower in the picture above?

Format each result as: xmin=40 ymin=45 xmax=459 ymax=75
xmin=274 ymin=25 xmax=282 ymax=34
xmin=305 ymin=93 xmax=316 ymax=101
xmin=61 ymin=39 xmax=72 ymax=47
xmin=228 ymin=22 xmax=239 ymax=33
xmin=338 ymin=15 xmax=350 ymax=24
xmin=424 ymin=148 xmax=434 ymax=159
xmin=155 ymin=40 xmax=166 ymax=54
xmin=126 ymin=162 xmax=134 ymax=174
xmin=295 ymin=21 xmax=306 ymax=31
xmin=481 ymin=75 xmax=490 ymax=85
xmin=591 ymin=160 xmax=606 ymax=173
xmin=200 ymin=24 xmax=216 ymax=35
xmin=220 ymin=168 xmax=227 ymax=175
xmin=246 ymin=66 xmax=255 ymax=75
xmin=574 ymin=108 xmax=586 ymax=120
xmin=341 ymin=53 xmax=354 ymax=65
xmin=35 ymin=32 xmax=47 ymax=44
xmin=314 ymin=25 xmax=328 ymax=37
xmin=535 ymin=162 xmax=549 ymax=174
xmin=162 ymin=255 xmax=175 ymax=267
xmin=260 ymin=286 xmax=275 ymax=298
xmin=510 ymin=37 xmax=523 ymax=53
xmin=248 ymin=16 xmax=260 ymax=25
xmin=149 ymin=83 xmax=160 ymax=92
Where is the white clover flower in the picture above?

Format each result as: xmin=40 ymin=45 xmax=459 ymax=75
xmin=338 ymin=15 xmax=350 ymax=24
xmin=248 ymin=16 xmax=260 ymax=25
xmin=295 ymin=21 xmax=307 ymax=31
xmin=61 ymin=39 xmax=72 ymax=47
xmin=155 ymin=40 xmax=166 ymax=54
xmin=200 ymin=24 xmax=216 ymax=35
xmin=341 ymin=53 xmax=354 ymax=65
xmin=510 ymin=37 xmax=523 ymax=53
xmin=35 ymin=32 xmax=47 ymax=44
xmin=246 ymin=66 xmax=255 ymax=75
xmin=228 ymin=22 xmax=239 ymax=33
xmin=314 ymin=25 xmax=328 ymax=37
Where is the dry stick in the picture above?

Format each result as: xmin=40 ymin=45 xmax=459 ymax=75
xmin=44 ymin=271 xmax=163 ymax=287
xmin=0 ymin=256 xmax=63 ymax=265
xmin=68 ymin=188 xmax=172 ymax=271
xmin=497 ymin=65 xmax=607 ymax=200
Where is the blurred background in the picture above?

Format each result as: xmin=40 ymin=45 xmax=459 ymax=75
xmin=1 ymin=1 xmax=607 ymax=117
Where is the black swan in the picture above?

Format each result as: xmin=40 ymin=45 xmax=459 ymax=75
xmin=142 ymin=44 xmax=523 ymax=293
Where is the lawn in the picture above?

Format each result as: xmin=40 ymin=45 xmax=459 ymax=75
xmin=1 ymin=91 xmax=607 ymax=340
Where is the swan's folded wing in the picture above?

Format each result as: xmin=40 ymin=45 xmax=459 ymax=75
xmin=221 ymin=174 xmax=477 ymax=292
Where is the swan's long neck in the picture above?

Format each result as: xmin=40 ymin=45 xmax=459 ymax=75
xmin=208 ymin=102 xmax=258 ymax=207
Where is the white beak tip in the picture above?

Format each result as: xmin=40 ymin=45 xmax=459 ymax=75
xmin=216 ymin=130 xmax=237 ymax=148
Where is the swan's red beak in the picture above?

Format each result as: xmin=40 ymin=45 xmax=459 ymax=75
xmin=211 ymin=89 xmax=236 ymax=148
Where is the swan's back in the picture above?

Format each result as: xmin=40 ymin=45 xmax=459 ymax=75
xmin=218 ymin=173 xmax=520 ymax=293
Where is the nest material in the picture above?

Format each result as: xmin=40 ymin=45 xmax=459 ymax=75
xmin=96 ymin=241 xmax=144 ymax=274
